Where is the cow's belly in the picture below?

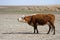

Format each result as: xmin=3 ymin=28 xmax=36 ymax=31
xmin=38 ymin=22 xmax=47 ymax=25
xmin=37 ymin=20 xmax=48 ymax=25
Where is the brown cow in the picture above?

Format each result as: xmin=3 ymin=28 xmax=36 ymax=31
xmin=18 ymin=14 xmax=55 ymax=35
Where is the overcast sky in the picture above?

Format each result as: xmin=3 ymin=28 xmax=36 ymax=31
xmin=0 ymin=0 xmax=60 ymax=5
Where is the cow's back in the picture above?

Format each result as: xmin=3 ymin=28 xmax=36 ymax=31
xmin=31 ymin=14 xmax=48 ymax=25
xmin=31 ymin=14 xmax=55 ymax=25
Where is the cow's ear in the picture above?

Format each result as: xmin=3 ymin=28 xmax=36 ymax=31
xmin=21 ymin=15 xmax=25 ymax=19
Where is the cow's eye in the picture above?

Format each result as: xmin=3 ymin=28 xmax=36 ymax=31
xmin=21 ymin=17 xmax=24 ymax=19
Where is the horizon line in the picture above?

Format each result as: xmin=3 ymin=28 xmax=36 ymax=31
xmin=0 ymin=4 xmax=60 ymax=6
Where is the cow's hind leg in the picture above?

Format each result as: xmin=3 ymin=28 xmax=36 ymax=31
xmin=49 ymin=22 xmax=55 ymax=35
xmin=51 ymin=24 xmax=55 ymax=35
xmin=47 ymin=24 xmax=51 ymax=34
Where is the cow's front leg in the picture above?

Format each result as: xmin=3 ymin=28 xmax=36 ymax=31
xmin=34 ymin=25 xmax=39 ymax=33
xmin=34 ymin=27 xmax=35 ymax=33
xmin=36 ymin=27 xmax=39 ymax=33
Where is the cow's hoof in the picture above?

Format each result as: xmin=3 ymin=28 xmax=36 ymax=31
xmin=34 ymin=32 xmax=35 ymax=33
xmin=37 ymin=32 xmax=39 ymax=34
xmin=47 ymin=33 xmax=49 ymax=34
xmin=53 ymin=33 xmax=55 ymax=35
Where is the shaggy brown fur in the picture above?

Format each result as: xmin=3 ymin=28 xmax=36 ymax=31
xmin=23 ymin=14 xmax=55 ymax=35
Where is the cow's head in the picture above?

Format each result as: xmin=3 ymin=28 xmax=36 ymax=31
xmin=18 ymin=15 xmax=32 ymax=23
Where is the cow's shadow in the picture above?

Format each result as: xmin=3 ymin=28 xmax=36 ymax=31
xmin=2 ymin=32 xmax=46 ymax=34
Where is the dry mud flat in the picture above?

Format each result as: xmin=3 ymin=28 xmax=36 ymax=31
xmin=0 ymin=14 xmax=60 ymax=40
